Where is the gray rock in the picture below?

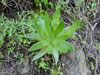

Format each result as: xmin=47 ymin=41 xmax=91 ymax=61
xmin=60 ymin=44 xmax=89 ymax=75
xmin=16 ymin=59 xmax=29 ymax=75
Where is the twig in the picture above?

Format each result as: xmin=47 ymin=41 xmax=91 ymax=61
xmin=92 ymin=23 xmax=98 ymax=30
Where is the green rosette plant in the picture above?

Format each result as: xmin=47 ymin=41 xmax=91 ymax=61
xmin=29 ymin=7 xmax=81 ymax=64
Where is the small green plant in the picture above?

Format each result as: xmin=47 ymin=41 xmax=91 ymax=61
xmin=0 ymin=52 xmax=4 ymax=59
xmin=1 ymin=0 xmax=7 ymax=6
xmin=29 ymin=7 xmax=81 ymax=64
xmin=0 ymin=11 xmax=35 ymax=61
xmin=90 ymin=62 xmax=95 ymax=70
xmin=39 ymin=58 xmax=49 ymax=69
xmin=34 ymin=0 xmax=48 ymax=7
xmin=34 ymin=0 xmax=54 ymax=9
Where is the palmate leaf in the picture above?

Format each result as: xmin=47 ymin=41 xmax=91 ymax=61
xmin=53 ymin=48 xmax=59 ymax=64
xmin=51 ymin=6 xmax=61 ymax=28
xmin=32 ymin=48 xmax=47 ymax=61
xmin=29 ymin=41 xmax=48 ymax=52
xmin=57 ymin=20 xmax=81 ymax=40
xmin=55 ymin=40 xmax=74 ymax=53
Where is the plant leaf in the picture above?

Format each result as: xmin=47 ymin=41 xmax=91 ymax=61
xmin=41 ymin=0 xmax=48 ymax=6
xmin=57 ymin=20 xmax=81 ymax=40
xmin=51 ymin=6 xmax=61 ymax=28
xmin=34 ymin=24 xmax=46 ymax=39
xmin=50 ymin=26 xmax=55 ymax=39
xmin=53 ymin=48 xmax=59 ymax=64
xmin=55 ymin=20 xmax=64 ymax=36
xmin=24 ymin=32 xmax=39 ymax=40
xmin=32 ymin=49 xmax=46 ymax=61
xmin=44 ymin=11 xmax=51 ymax=40
xmin=29 ymin=41 xmax=48 ymax=52
xmin=44 ymin=11 xmax=51 ymax=33
xmin=35 ymin=16 xmax=48 ymax=39
xmin=36 ymin=16 xmax=45 ymax=29
xmin=55 ymin=40 xmax=74 ymax=53
xmin=46 ymin=45 xmax=53 ymax=54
